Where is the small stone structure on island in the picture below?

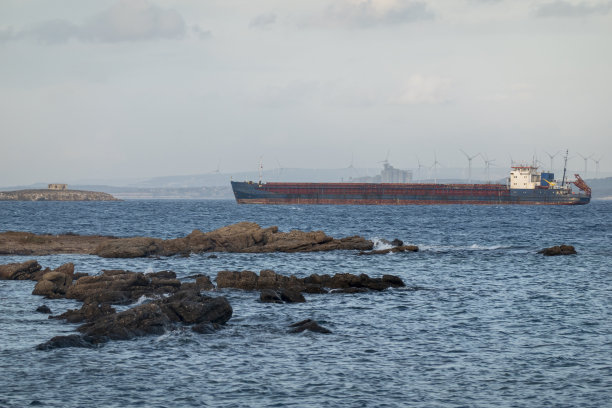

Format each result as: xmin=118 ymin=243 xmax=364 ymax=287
xmin=48 ymin=184 xmax=68 ymax=190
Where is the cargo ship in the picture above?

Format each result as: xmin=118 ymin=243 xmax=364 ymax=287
xmin=231 ymin=164 xmax=591 ymax=206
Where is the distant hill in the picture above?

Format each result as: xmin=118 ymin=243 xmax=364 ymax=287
xmin=585 ymin=177 xmax=612 ymax=199
xmin=2 ymin=170 xmax=610 ymax=200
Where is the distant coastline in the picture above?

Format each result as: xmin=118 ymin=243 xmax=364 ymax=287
xmin=0 ymin=189 xmax=119 ymax=201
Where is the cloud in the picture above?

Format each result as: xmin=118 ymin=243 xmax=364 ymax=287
xmin=535 ymin=1 xmax=612 ymax=17
xmin=82 ymin=0 xmax=186 ymax=42
xmin=307 ymin=0 xmax=434 ymax=28
xmin=249 ymin=13 xmax=277 ymax=29
xmin=10 ymin=0 xmax=191 ymax=44
xmin=0 ymin=27 xmax=15 ymax=42
xmin=192 ymin=25 xmax=212 ymax=40
xmin=392 ymin=75 xmax=452 ymax=104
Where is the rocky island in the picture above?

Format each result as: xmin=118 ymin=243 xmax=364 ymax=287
xmin=0 ymin=188 xmax=118 ymax=201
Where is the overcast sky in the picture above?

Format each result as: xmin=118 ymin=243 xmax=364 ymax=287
xmin=1 ymin=0 xmax=611 ymax=185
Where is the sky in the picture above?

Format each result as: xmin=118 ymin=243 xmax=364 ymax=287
xmin=1 ymin=0 xmax=611 ymax=185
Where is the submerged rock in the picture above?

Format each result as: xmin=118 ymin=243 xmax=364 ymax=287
xmin=36 ymin=334 xmax=99 ymax=350
xmin=288 ymin=319 xmax=332 ymax=334
xmin=35 ymin=305 xmax=52 ymax=314
xmin=260 ymin=288 xmax=306 ymax=303
xmin=538 ymin=245 xmax=577 ymax=256
xmin=358 ymin=245 xmax=419 ymax=255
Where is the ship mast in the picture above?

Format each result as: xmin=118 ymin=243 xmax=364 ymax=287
xmin=561 ymin=149 xmax=568 ymax=187
xmin=258 ymin=157 xmax=263 ymax=185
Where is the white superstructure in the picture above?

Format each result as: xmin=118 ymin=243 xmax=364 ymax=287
xmin=509 ymin=166 xmax=541 ymax=189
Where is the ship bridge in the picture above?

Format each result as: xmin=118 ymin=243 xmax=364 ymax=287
xmin=510 ymin=166 xmax=540 ymax=189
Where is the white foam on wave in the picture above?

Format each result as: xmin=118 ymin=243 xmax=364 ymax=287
xmin=132 ymin=294 xmax=154 ymax=306
xmin=419 ymin=243 xmax=512 ymax=252
xmin=371 ymin=238 xmax=395 ymax=251
xmin=144 ymin=266 xmax=155 ymax=274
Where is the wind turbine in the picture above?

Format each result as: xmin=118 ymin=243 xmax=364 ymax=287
xmin=460 ymin=149 xmax=480 ymax=183
xmin=430 ymin=152 xmax=441 ymax=184
xmin=347 ymin=153 xmax=354 ymax=169
xmin=592 ymin=156 xmax=603 ymax=178
xmin=275 ymin=159 xmax=285 ymax=179
xmin=509 ymin=154 xmax=516 ymax=167
xmin=543 ymin=150 xmax=560 ymax=172
xmin=578 ymin=153 xmax=593 ymax=176
xmin=379 ymin=150 xmax=391 ymax=167
xmin=416 ymin=156 xmax=427 ymax=182
xmin=482 ymin=154 xmax=496 ymax=183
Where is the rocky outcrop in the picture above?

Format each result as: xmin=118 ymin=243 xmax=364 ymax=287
xmin=1 ymin=222 xmax=373 ymax=257
xmin=0 ymin=189 xmax=118 ymax=201
xmin=155 ymin=222 xmax=373 ymax=256
xmin=538 ymin=245 xmax=577 ymax=256
xmin=64 ymin=270 xmax=182 ymax=305
xmin=0 ymin=262 xmax=236 ymax=349
xmin=0 ymin=232 xmax=113 ymax=256
xmin=38 ymin=290 xmax=233 ymax=349
xmin=0 ymin=260 xmax=43 ymax=280
xmin=32 ymin=263 xmax=75 ymax=299
xmin=78 ymin=290 xmax=232 ymax=340
xmin=216 ymin=269 xmax=405 ymax=294
xmin=93 ymin=237 xmax=164 ymax=258
xmin=288 ymin=319 xmax=332 ymax=334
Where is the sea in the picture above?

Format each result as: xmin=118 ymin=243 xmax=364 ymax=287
xmin=1 ymin=200 xmax=611 ymax=408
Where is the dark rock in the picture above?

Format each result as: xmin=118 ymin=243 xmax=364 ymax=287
xmin=192 ymin=322 xmax=221 ymax=334
xmin=216 ymin=269 xmax=404 ymax=294
xmin=358 ymin=245 xmax=419 ymax=255
xmin=32 ymin=263 xmax=75 ymax=299
xmin=159 ymin=290 xmax=233 ymax=325
xmin=65 ymin=269 xmax=181 ymax=305
xmin=53 ymin=302 xmax=116 ymax=324
xmin=331 ymin=287 xmax=369 ymax=294
xmin=538 ymin=245 xmax=577 ymax=256
xmin=93 ymin=237 xmax=163 ymax=258
xmin=216 ymin=270 xmax=260 ymax=290
xmin=75 ymin=291 xmax=232 ymax=342
xmin=303 ymin=284 xmax=328 ymax=294
xmin=36 ymin=334 xmax=98 ymax=350
xmin=207 ymin=254 xmax=218 ymax=259
xmin=146 ymin=270 xmax=176 ymax=280
xmin=260 ymin=289 xmax=283 ymax=303
xmin=279 ymin=288 xmax=306 ymax=303
xmin=0 ymin=260 xmax=43 ymax=280
xmin=382 ymin=274 xmax=406 ymax=287
xmin=195 ymin=275 xmax=214 ymax=291
xmin=36 ymin=305 xmax=51 ymax=314
xmin=379 ymin=238 xmax=404 ymax=247
xmin=289 ymin=319 xmax=332 ymax=334
xmin=390 ymin=239 xmax=404 ymax=247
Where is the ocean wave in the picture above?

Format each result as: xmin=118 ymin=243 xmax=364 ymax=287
xmin=419 ymin=243 xmax=514 ymax=252
xmin=370 ymin=238 xmax=395 ymax=250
